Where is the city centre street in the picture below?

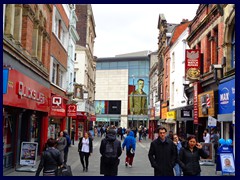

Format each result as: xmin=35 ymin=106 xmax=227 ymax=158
xmin=5 ymin=136 xmax=220 ymax=176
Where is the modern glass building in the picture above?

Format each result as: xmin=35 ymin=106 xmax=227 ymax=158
xmin=95 ymin=52 xmax=150 ymax=128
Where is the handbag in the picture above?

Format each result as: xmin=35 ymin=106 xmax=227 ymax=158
xmin=57 ymin=165 xmax=73 ymax=176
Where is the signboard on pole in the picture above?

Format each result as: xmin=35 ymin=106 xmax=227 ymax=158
xmin=20 ymin=142 xmax=38 ymax=166
xmin=208 ymin=115 xmax=217 ymax=127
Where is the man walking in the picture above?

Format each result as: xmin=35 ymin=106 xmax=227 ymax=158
xmin=99 ymin=127 xmax=122 ymax=176
xmin=148 ymin=126 xmax=177 ymax=176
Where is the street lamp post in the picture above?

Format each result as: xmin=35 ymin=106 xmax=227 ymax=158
xmin=132 ymin=75 xmax=135 ymax=128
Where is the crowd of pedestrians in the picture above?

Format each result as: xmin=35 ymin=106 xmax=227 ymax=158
xmin=35 ymin=124 xmax=213 ymax=176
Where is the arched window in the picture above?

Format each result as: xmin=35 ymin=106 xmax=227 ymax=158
xmin=231 ymin=30 xmax=235 ymax=68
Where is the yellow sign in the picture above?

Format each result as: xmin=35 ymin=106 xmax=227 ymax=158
xmin=167 ymin=111 xmax=176 ymax=120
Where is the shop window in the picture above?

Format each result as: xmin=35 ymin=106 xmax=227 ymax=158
xmin=30 ymin=114 xmax=39 ymax=142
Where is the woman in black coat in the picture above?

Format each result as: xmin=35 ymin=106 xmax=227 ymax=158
xmin=78 ymin=132 xmax=93 ymax=172
xmin=178 ymin=135 xmax=209 ymax=176
xmin=35 ymin=138 xmax=63 ymax=176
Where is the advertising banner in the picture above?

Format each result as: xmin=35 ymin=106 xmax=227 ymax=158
xmin=185 ymin=49 xmax=201 ymax=81
xmin=20 ymin=142 xmax=38 ymax=166
xmin=3 ymin=69 xmax=9 ymax=94
xmin=220 ymin=153 xmax=235 ymax=173
xmin=218 ymin=77 xmax=235 ymax=114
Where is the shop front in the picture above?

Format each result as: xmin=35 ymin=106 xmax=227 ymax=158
xmin=217 ymin=76 xmax=235 ymax=155
xmin=165 ymin=111 xmax=177 ymax=133
xmin=3 ymin=69 xmax=50 ymax=170
xmin=49 ymin=95 xmax=68 ymax=140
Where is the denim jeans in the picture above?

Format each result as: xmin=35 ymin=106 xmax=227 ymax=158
xmin=174 ymin=163 xmax=182 ymax=176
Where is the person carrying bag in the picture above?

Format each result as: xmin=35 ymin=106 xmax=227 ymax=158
xmin=122 ymin=130 xmax=136 ymax=167
xmin=35 ymin=138 xmax=63 ymax=176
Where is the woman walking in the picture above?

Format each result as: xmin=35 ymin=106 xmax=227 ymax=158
xmin=178 ymin=135 xmax=209 ymax=176
xmin=56 ymin=131 xmax=67 ymax=163
xmin=78 ymin=132 xmax=93 ymax=172
xmin=122 ymin=130 xmax=136 ymax=167
xmin=35 ymin=138 xmax=62 ymax=176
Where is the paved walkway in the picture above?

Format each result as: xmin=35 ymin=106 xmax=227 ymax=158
xmin=4 ymin=136 xmax=222 ymax=176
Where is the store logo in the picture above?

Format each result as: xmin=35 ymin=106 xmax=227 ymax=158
xmin=17 ymin=81 xmax=45 ymax=104
xmin=220 ymin=87 xmax=229 ymax=105
xmin=52 ymin=96 xmax=62 ymax=106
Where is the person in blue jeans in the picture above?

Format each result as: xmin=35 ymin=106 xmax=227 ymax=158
xmin=173 ymin=134 xmax=182 ymax=176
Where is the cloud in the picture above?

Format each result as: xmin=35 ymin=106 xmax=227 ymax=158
xmin=92 ymin=4 xmax=199 ymax=57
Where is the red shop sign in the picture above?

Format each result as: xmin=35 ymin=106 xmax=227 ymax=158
xmin=3 ymin=70 xmax=50 ymax=112
xmin=50 ymin=95 xmax=66 ymax=117
xmin=67 ymin=104 xmax=77 ymax=118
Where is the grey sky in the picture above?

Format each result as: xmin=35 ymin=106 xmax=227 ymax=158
xmin=92 ymin=4 xmax=199 ymax=57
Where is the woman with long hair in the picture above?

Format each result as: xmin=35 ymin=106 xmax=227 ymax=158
xmin=178 ymin=135 xmax=209 ymax=176
xmin=35 ymin=138 xmax=62 ymax=176
xmin=78 ymin=132 xmax=93 ymax=172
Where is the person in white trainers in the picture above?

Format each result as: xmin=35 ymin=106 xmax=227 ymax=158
xmin=122 ymin=130 xmax=136 ymax=168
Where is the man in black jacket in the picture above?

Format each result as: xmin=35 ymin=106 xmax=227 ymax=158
xmin=99 ymin=127 xmax=122 ymax=176
xmin=148 ymin=126 xmax=177 ymax=176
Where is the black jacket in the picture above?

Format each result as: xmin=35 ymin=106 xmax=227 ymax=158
xmin=99 ymin=129 xmax=122 ymax=176
xmin=178 ymin=146 xmax=209 ymax=176
xmin=148 ymin=137 xmax=177 ymax=176
xmin=35 ymin=147 xmax=62 ymax=176
xmin=78 ymin=137 xmax=93 ymax=153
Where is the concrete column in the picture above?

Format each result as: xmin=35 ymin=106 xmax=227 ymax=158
xmin=4 ymin=4 xmax=15 ymax=39
xmin=13 ymin=4 xmax=23 ymax=45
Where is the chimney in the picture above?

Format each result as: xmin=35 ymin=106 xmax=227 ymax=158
xmin=181 ymin=19 xmax=189 ymax=24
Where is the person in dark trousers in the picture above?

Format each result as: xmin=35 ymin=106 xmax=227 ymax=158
xmin=148 ymin=126 xmax=177 ymax=176
xmin=100 ymin=128 xmax=122 ymax=176
xmin=63 ymin=130 xmax=71 ymax=165
xmin=78 ymin=132 xmax=93 ymax=172
xmin=178 ymin=135 xmax=209 ymax=176
xmin=71 ymin=128 xmax=75 ymax=145
xmin=35 ymin=138 xmax=63 ymax=176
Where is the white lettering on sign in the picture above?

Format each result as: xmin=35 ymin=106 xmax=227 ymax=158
xmin=220 ymin=93 xmax=229 ymax=104
xmin=17 ymin=81 xmax=45 ymax=104
xmin=52 ymin=96 xmax=62 ymax=106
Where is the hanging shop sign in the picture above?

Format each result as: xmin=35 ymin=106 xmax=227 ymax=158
xmin=67 ymin=104 xmax=77 ymax=117
xmin=193 ymin=82 xmax=202 ymax=124
xmin=185 ymin=49 xmax=201 ymax=81
xmin=155 ymin=101 xmax=161 ymax=120
xmin=150 ymin=107 xmax=155 ymax=120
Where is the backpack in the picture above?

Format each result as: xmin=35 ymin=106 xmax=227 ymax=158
xmin=104 ymin=140 xmax=117 ymax=164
